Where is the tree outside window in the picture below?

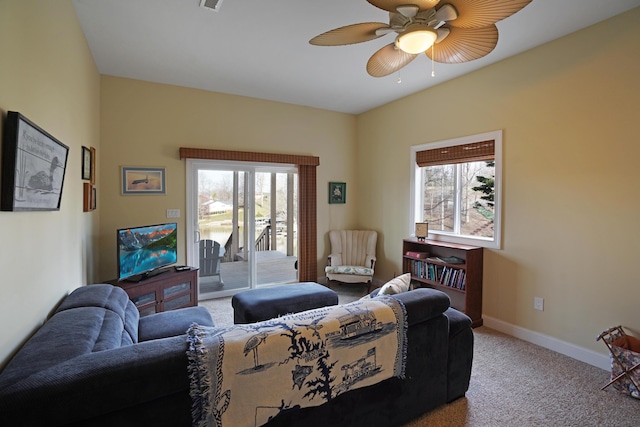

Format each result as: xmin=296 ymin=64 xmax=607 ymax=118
xmin=421 ymin=161 xmax=495 ymax=238
xmin=411 ymin=131 xmax=502 ymax=249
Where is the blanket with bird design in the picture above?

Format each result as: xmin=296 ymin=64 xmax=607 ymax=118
xmin=187 ymin=295 xmax=407 ymax=427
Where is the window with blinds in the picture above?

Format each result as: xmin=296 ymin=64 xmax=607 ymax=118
xmin=411 ymin=131 xmax=502 ymax=249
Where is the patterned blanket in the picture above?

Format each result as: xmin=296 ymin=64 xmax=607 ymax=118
xmin=187 ymin=296 xmax=407 ymax=427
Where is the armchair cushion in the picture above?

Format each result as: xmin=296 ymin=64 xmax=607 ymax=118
xmin=324 ymin=265 xmax=373 ymax=276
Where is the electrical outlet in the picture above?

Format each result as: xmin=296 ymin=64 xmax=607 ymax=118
xmin=534 ymin=297 xmax=544 ymax=311
xmin=166 ymin=209 xmax=180 ymax=218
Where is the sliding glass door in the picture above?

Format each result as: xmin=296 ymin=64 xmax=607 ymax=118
xmin=186 ymin=160 xmax=298 ymax=300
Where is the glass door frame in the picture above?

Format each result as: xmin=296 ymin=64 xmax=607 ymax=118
xmin=186 ymin=159 xmax=297 ymax=300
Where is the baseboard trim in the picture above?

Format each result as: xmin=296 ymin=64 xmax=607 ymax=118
xmin=483 ymin=315 xmax=610 ymax=371
xmin=316 ymin=282 xmax=612 ymax=370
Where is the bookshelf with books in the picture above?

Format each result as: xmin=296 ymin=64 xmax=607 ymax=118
xmin=403 ymin=238 xmax=483 ymax=327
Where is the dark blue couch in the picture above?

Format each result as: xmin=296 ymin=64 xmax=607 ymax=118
xmin=0 ymin=285 xmax=473 ymax=427
xmin=0 ymin=284 xmax=214 ymax=426
xmin=261 ymin=288 xmax=474 ymax=427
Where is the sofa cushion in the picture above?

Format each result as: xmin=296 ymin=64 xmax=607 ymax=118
xmin=0 ymin=335 xmax=193 ymax=427
xmin=56 ymin=284 xmax=139 ymax=343
xmin=378 ymin=273 xmax=411 ymax=295
xmin=139 ymin=306 xmax=215 ymax=341
xmin=0 ymin=307 xmax=131 ymax=389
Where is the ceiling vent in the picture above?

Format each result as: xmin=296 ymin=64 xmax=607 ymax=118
xmin=200 ymin=0 xmax=223 ymax=12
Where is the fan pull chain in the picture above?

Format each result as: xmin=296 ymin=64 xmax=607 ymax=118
xmin=397 ymin=72 xmax=402 ymax=84
xmin=431 ymin=44 xmax=436 ymax=77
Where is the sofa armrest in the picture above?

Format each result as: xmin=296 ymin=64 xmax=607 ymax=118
xmin=0 ymin=335 xmax=193 ymax=427
xmin=389 ymin=288 xmax=450 ymax=326
xmin=444 ymin=307 xmax=474 ymax=402
xmin=139 ymin=306 xmax=214 ymax=341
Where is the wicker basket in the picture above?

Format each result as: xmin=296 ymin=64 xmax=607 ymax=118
xmin=597 ymin=326 xmax=640 ymax=399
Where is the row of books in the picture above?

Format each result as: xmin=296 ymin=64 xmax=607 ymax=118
xmin=408 ymin=260 xmax=467 ymax=290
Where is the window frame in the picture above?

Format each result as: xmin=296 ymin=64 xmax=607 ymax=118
xmin=410 ymin=130 xmax=503 ymax=249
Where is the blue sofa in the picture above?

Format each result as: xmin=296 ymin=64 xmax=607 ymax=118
xmin=260 ymin=287 xmax=474 ymax=427
xmin=0 ymin=284 xmax=214 ymax=426
xmin=0 ymin=284 xmax=473 ymax=427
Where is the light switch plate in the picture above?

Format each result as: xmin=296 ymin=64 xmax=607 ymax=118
xmin=166 ymin=209 xmax=180 ymax=218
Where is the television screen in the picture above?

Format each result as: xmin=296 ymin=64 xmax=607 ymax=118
xmin=117 ymin=222 xmax=177 ymax=281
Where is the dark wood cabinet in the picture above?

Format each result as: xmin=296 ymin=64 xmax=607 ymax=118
xmin=403 ymin=238 xmax=483 ymax=327
xmin=109 ymin=268 xmax=198 ymax=316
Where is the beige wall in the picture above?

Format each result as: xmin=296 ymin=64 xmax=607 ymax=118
xmin=357 ymin=8 xmax=640 ymax=355
xmin=98 ymin=77 xmax=357 ymax=282
xmin=0 ymin=0 xmax=100 ymax=366
xmin=2 ymin=1 xmax=637 ymax=369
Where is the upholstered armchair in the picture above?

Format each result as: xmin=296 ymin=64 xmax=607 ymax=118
xmin=325 ymin=230 xmax=377 ymax=292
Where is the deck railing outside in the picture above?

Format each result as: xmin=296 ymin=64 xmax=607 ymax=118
xmin=222 ymin=225 xmax=272 ymax=262
xmin=255 ymin=225 xmax=271 ymax=251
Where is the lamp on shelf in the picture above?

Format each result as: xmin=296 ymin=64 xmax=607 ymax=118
xmin=415 ymin=222 xmax=428 ymax=241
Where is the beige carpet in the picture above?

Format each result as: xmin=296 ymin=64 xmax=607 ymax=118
xmin=199 ymin=286 xmax=640 ymax=426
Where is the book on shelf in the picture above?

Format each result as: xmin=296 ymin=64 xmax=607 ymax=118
xmin=405 ymin=251 xmax=428 ymax=259
xmin=438 ymin=265 xmax=466 ymax=290
xmin=427 ymin=255 xmax=465 ymax=264
xmin=408 ymin=259 xmax=446 ymax=282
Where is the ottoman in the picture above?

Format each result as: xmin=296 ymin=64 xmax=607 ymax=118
xmin=232 ymin=282 xmax=339 ymax=324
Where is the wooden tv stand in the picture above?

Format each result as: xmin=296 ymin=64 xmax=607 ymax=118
xmin=108 ymin=267 xmax=198 ymax=316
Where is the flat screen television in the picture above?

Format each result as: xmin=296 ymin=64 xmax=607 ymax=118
xmin=117 ymin=222 xmax=178 ymax=281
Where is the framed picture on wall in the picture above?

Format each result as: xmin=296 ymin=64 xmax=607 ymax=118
xmin=90 ymin=147 xmax=96 ymax=184
xmin=121 ymin=166 xmax=166 ymax=195
xmin=81 ymin=146 xmax=91 ymax=180
xmin=83 ymin=182 xmax=93 ymax=212
xmin=329 ymin=182 xmax=346 ymax=204
xmin=1 ymin=111 xmax=69 ymax=211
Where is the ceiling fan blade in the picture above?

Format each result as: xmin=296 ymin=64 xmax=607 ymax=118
xmin=396 ymin=5 xmax=419 ymax=18
xmin=367 ymin=43 xmax=418 ymax=77
xmin=376 ymin=27 xmax=396 ymax=36
xmin=426 ymin=24 xmax=498 ymax=63
xmin=367 ymin=0 xmax=440 ymax=14
xmin=309 ymin=22 xmax=391 ymax=46
xmin=435 ymin=27 xmax=450 ymax=43
xmin=444 ymin=0 xmax=532 ymax=29
xmin=434 ymin=3 xmax=458 ymax=22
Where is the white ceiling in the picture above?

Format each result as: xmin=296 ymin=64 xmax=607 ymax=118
xmin=72 ymin=0 xmax=640 ymax=114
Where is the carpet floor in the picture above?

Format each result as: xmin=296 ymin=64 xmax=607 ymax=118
xmin=199 ymin=286 xmax=640 ymax=426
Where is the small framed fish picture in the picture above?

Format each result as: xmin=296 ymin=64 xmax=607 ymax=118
xmin=121 ymin=167 xmax=166 ymax=195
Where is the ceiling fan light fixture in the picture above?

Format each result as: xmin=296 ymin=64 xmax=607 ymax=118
xmin=396 ymin=25 xmax=437 ymax=54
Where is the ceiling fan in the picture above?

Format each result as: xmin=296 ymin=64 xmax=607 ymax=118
xmin=309 ymin=0 xmax=532 ymax=77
